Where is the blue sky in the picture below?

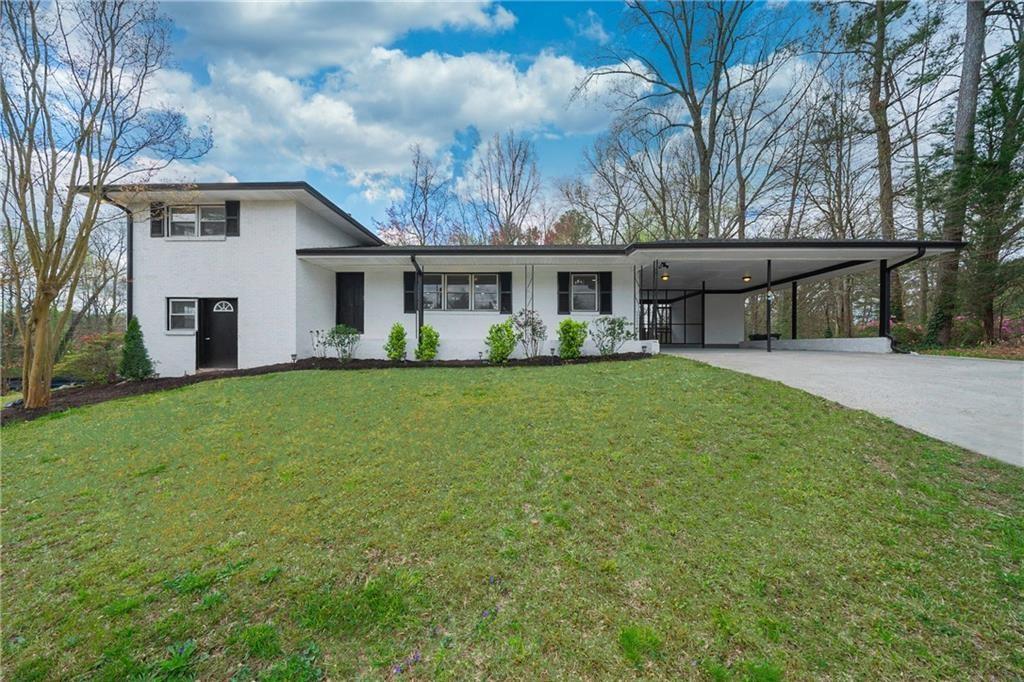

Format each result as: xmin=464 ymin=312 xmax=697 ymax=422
xmin=154 ymin=1 xmax=643 ymax=226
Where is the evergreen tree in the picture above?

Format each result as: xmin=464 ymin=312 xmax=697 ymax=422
xmin=119 ymin=316 xmax=154 ymax=380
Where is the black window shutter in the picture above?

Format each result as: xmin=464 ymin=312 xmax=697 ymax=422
xmin=403 ymin=271 xmax=416 ymax=313
xmin=599 ymin=271 xmax=613 ymax=314
xmin=499 ymin=272 xmax=512 ymax=314
xmin=149 ymin=202 xmax=164 ymax=237
xmin=225 ymin=200 xmax=240 ymax=236
xmin=557 ymin=272 xmax=570 ymax=314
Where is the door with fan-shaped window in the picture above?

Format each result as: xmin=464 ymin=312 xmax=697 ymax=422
xmin=198 ymin=298 xmax=237 ymax=369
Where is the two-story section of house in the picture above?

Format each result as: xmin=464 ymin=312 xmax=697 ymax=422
xmin=102 ymin=182 xmax=383 ymax=376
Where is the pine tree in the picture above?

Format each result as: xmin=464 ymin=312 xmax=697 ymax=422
xmin=119 ymin=316 xmax=154 ymax=380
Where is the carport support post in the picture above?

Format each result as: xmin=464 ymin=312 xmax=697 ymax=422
xmin=790 ymin=281 xmax=798 ymax=339
xmin=879 ymin=259 xmax=890 ymax=338
xmin=766 ymin=259 xmax=772 ymax=353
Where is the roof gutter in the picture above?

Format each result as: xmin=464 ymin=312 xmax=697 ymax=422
xmin=410 ymin=254 xmax=424 ymax=337
xmin=883 ymin=246 xmax=926 ymax=354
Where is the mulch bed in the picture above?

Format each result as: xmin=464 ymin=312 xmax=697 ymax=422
xmin=1 ymin=353 xmax=650 ymax=425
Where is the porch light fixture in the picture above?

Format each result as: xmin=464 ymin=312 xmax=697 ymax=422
xmin=742 ymin=273 xmax=752 ymax=283
xmin=659 ymin=262 xmax=670 ymax=282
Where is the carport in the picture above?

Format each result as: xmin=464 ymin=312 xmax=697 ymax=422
xmin=628 ymin=240 xmax=962 ymax=351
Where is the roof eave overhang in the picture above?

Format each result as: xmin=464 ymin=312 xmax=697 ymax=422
xmin=79 ymin=181 xmax=384 ymax=246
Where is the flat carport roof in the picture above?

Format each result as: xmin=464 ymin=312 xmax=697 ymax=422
xmin=297 ymin=240 xmax=962 ymax=292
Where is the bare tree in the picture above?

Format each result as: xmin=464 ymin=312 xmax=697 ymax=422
xmin=560 ymin=134 xmax=645 ymax=244
xmin=721 ymin=43 xmax=813 ymax=239
xmin=584 ymin=1 xmax=791 ymax=238
xmin=375 ymin=144 xmax=454 ymax=245
xmin=610 ymin=116 xmax=696 ymax=239
xmin=1 ymin=0 xmax=209 ymax=407
xmin=466 ymin=131 xmax=541 ymax=244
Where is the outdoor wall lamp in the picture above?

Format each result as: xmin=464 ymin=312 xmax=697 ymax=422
xmin=659 ymin=262 xmax=670 ymax=282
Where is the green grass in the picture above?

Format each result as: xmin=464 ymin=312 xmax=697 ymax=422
xmin=917 ymin=345 xmax=1024 ymax=361
xmin=3 ymin=357 xmax=1023 ymax=679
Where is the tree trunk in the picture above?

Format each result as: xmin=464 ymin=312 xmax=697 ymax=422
xmin=869 ymin=1 xmax=903 ymax=320
xmin=911 ymin=136 xmax=929 ymax=324
xmin=23 ymin=299 xmax=54 ymax=408
xmin=930 ymin=0 xmax=985 ymax=345
xmin=697 ymin=146 xmax=712 ymax=239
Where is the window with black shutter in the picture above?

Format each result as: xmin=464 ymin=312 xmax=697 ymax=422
xmin=499 ymin=272 xmax=512 ymax=314
xmin=225 ymin=201 xmax=240 ymax=236
xmin=403 ymin=271 xmax=416 ymax=313
xmin=599 ymin=271 xmax=613 ymax=314
xmin=557 ymin=272 xmax=570 ymax=314
xmin=149 ymin=202 xmax=165 ymax=237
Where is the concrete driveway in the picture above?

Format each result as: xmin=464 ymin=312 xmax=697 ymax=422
xmin=667 ymin=348 xmax=1024 ymax=467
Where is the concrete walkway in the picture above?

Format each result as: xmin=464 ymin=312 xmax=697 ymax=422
xmin=666 ymin=348 xmax=1024 ymax=467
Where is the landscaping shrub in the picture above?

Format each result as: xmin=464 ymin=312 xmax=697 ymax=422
xmin=512 ymin=308 xmax=546 ymax=358
xmin=557 ymin=319 xmax=588 ymax=359
xmin=951 ymin=316 xmax=985 ymax=347
xmin=384 ymin=323 xmax=407 ymax=361
xmin=56 ymin=332 xmax=122 ymax=384
xmin=414 ymin=324 xmax=440 ymax=361
xmin=889 ymin=322 xmax=925 ymax=348
xmin=324 ymin=324 xmax=360 ymax=361
xmin=119 ymin=317 xmax=154 ymax=380
xmin=590 ymin=316 xmax=633 ymax=356
xmin=485 ymin=320 xmax=516 ymax=364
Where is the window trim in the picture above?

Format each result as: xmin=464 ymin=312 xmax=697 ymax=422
xmin=425 ymin=273 xmax=503 ymax=312
xmin=570 ymin=272 xmax=599 ymax=313
xmin=165 ymin=204 xmax=228 ymax=241
xmin=167 ymin=297 xmax=198 ymax=333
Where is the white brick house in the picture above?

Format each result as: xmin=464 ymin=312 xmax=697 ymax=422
xmin=98 ymin=182 xmax=960 ymax=376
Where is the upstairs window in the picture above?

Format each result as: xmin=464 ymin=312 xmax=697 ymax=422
xmin=169 ymin=207 xmax=197 ymax=237
xmin=167 ymin=205 xmax=226 ymax=238
xmin=200 ymin=206 xmax=226 ymax=236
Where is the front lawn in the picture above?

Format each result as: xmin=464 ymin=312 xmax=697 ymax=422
xmin=3 ymin=357 xmax=1022 ymax=680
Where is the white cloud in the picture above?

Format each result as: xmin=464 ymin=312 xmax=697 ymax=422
xmin=566 ymin=9 xmax=610 ymax=45
xmin=156 ymin=46 xmax=630 ymax=201
xmin=164 ymin=1 xmax=517 ymax=77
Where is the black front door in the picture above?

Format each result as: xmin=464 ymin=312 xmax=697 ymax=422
xmin=335 ymin=273 xmax=364 ymax=332
xmin=198 ymin=298 xmax=238 ymax=369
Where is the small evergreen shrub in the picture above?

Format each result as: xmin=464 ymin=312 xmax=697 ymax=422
xmin=590 ymin=316 xmax=633 ymax=356
xmin=485 ymin=320 xmax=517 ymax=364
xmin=415 ymin=325 xmax=440 ymax=361
xmin=56 ymin=332 xmax=122 ymax=384
xmin=558 ymin=319 xmax=588 ymax=359
xmin=512 ymin=308 xmax=547 ymax=358
xmin=119 ymin=317 xmax=154 ymax=380
xmin=384 ymin=323 xmax=407 ymax=361
xmin=324 ymin=324 xmax=360 ymax=361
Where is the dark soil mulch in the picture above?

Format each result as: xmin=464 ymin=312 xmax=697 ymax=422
xmin=1 ymin=353 xmax=650 ymax=425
